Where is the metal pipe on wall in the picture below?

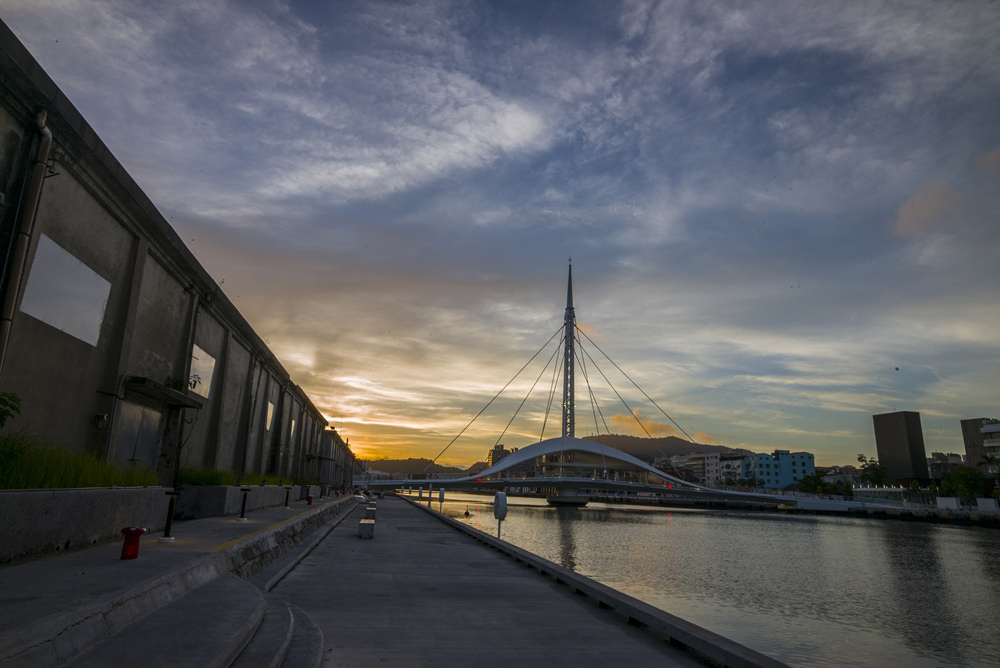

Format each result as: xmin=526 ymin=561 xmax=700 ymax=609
xmin=0 ymin=110 xmax=53 ymax=377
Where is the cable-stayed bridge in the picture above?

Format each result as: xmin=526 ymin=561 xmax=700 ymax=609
xmin=368 ymin=264 xmax=901 ymax=513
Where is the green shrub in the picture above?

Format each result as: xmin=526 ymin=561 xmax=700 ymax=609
xmin=177 ymin=468 xmax=270 ymax=486
xmin=0 ymin=430 xmax=157 ymax=489
xmin=0 ymin=392 xmax=21 ymax=429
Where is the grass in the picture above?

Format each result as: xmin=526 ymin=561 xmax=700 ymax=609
xmin=0 ymin=430 xmax=158 ymax=489
xmin=178 ymin=468 xmax=265 ymax=486
xmin=176 ymin=468 xmax=316 ymax=487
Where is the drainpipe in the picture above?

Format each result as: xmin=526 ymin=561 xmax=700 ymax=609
xmin=0 ymin=110 xmax=53 ymax=378
xmin=171 ymin=287 xmax=200 ymax=486
xmin=241 ymin=356 xmax=265 ymax=474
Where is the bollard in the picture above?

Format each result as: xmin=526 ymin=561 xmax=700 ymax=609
xmin=120 ymin=526 xmax=147 ymax=560
xmin=284 ymin=485 xmax=293 ymax=509
xmin=307 ymin=494 xmax=313 ymax=505
xmin=238 ymin=487 xmax=251 ymax=522
xmin=159 ymin=490 xmax=179 ymax=543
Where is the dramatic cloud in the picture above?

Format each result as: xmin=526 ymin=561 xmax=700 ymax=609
xmin=609 ymin=410 xmax=679 ymax=439
xmin=4 ymin=0 xmax=999 ymax=466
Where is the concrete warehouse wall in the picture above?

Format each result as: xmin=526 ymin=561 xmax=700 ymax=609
xmin=0 ymin=488 xmax=169 ymax=564
xmin=0 ymin=21 xmax=353 ymax=489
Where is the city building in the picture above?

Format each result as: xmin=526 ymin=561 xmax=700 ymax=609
xmin=659 ymin=452 xmax=721 ymax=484
xmin=872 ymin=411 xmax=929 ymax=483
xmin=720 ymin=454 xmax=747 ymax=484
xmin=487 ymin=444 xmax=517 ymax=467
xmin=981 ymin=420 xmax=1000 ymax=476
xmin=961 ymin=417 xmax=1000 ymax=471
xmin=741 ymin=450 xmax=815 ymax=489
xmin=927 ymin=452 xmax=965 ymax=479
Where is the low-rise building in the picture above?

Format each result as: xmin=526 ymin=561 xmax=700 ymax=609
xmin=720 ymin=455 xmax=747 ymax=484
xmin=742 ymin=450 xmax=816 ymax=489
xmin=657 ymin=452 xmax=722 ymax=484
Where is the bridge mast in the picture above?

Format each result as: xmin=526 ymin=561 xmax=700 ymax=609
xmin=561 ymin=261 xmax=575 ymax=439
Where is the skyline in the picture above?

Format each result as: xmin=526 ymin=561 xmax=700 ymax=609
xmin=2 ymin=1 xmax=998 ymax=467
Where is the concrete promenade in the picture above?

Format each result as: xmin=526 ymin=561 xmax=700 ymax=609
xmin=0 ymin=493 xmax=785 ymax=667
xmin=274 ymin=496 xmax=747 ymax=667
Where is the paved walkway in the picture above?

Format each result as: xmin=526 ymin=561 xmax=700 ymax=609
xmin=271 ymin=496 xmax=706 ymax=667
xmin=1 ymin=494 xmax=734 ymax=667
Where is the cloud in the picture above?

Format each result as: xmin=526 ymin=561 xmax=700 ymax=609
xmin=5 ymin=0 xmax=1000 ymax=468
xmin=978 ymin=146 xmax=1000 ymax=171
xmin=609 ymin=409 xmax=678 ymax=438
xmin=890 ymin=182 xmax=964 ymax=236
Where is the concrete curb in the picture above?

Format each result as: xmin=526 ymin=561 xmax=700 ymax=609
xmin=401 ymin=496 xmax=787 ymax=668
xmin=65 ymin=574 xmax=266 ymax=668
xmin=0 ymin=551 xmax=224 ymax=667
xmin=252 ymin=500 xmax=360 ymax=592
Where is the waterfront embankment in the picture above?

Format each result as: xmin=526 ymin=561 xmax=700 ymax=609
xmin=433 ymin=491 xmax=1000 ymax=668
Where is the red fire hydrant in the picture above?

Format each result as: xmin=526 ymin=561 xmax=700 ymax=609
xmin=120 ymin=526 xmax=147 ymax=560
xmin=307 ymin=494 xmax=313 ymax=505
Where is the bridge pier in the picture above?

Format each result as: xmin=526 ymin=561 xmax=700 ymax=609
xmin=545 ymin=487 xmax=588 ymax=507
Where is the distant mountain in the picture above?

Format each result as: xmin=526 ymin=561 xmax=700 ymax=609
xmin=362 ymin=437 xmax=750 ymax=477
xmin=362 ymin=457 xmax=465 ymax=476
xmin=581 ymin=433 xmax=751 ymax=462
xmin=464 ymin=461 xmax=489 ymax=475
xmin=361 ymin=457 xmax=489 ymax=477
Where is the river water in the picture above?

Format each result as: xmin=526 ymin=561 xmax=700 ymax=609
xmin=408 ymin=490 xmax=1000 ymax=667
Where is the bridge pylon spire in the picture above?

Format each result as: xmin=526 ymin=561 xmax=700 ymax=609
xmin=562 ymin=261 xmax=575 ymax=439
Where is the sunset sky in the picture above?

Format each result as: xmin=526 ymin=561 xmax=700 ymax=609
xmin=3 ymin=1 xmax=998 ymax=468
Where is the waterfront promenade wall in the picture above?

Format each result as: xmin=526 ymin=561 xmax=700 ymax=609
xmin=0 ymin=21 xmax=352 ymax=488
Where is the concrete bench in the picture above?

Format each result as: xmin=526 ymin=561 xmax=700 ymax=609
xmin=358 ymin=519 xmax=375 ymax=539
xmin=364 ymin=506 xmax=376 ymax=519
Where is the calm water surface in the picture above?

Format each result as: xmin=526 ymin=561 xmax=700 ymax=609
xmin=412 ymin=491 xmax=1000 ymax=667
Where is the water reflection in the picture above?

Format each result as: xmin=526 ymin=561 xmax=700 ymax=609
xmin=877 ymin=524 xmax=964 ymax=665
xmin=434 ymin=491 xmax=1000 ymax=667
xmin=554 ymin=506 xmax=579 ymax=571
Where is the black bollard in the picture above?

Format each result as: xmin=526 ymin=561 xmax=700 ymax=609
xmin=283 ymin=485 xmax=292 ymax=509
xmin=159 ymin=489 xmax=179 ymax=543
xmin=237 ymin=487 xmax=251 ymax=522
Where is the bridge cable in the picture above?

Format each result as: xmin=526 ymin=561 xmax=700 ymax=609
xmin=575 ymin=342 xmax=610 ymax=477
xmin=493 ymin=339 xmax=562 ymax=447
xmin=577 ymin=339 xmax=688 ymax=481
xmin=424 ymin=326 xmax=563 ymax=470
xmin=576 ymin=327 xmax=698 ymax=443
xmin=539 ymin=343 xmax=563 ymax=442
xmin=576 ymin=341 xmax=610 ymax=436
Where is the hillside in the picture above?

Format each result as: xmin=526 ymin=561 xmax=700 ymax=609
xmin=582 ymin=434 xmax=751 ymax=462
xmin=361 ymin=436 xmax=749 ymax=477
xmin=361 ymin=457 xmax=485 ymax=477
